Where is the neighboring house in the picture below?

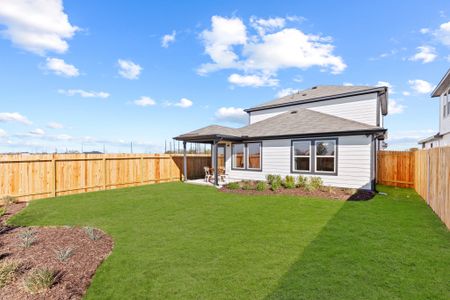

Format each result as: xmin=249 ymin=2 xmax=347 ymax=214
xmin=175 ymin=85 xmax=388 ymax=190
xmin=418 ymin=69 xmax=450 ymax=149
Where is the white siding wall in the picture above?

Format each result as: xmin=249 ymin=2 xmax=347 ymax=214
xmin=225 ymin=135 xmax=373 ymax=190
xmin=440 ymin=92 xmax=450 ymax=135
xmin=249 ymin=93 xmax=379 ymax=126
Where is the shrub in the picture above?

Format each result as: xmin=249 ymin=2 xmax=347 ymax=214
xmin=0 ymin=208 xmax=5 ymax=217
xmin=256 ymin=181 xmax=268 ymax=191
xmin=84 ymin=227 xmax=101 ymax=241
xmin=226 ymin=182 xmax=240 ymax=190
xmin=309 ymin=177 xmax=323 ymax=190
xmin=283 ymin=175 xmax=296 ymax=189
xmin=265 ymin=174 xmax=276 ymax=185
xmin=24 ymin=268 xmax=56 ymax=294
xmin=1 ymin=195 xmax=17 ymax=206
xmin=54 ymin=247 xmax=74 ymax=262
xmin=19 ymin=228 xmax=37 ymax=248
xmin=0 ymin=260 xmax=20 ymax=288
xmin=297 ymin=175 xmax=308 ymax=188
xmin=242 ymin=183 xmax=254 ymax=190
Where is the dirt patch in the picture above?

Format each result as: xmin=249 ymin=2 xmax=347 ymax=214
xmin=0 ymin=205 xmax=113 ymax=299
xmin=221 ymin=186 xmax=374 ymax=201
xmin=0 ymin=202 xmax=26 ymax=224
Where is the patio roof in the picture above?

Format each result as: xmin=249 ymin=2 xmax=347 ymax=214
xmin=174 ymin=108 xmax=386 ymax=143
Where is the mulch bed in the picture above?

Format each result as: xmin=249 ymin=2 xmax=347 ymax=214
xmin=221 ymin=186 xmax=375 ymax=201
xmin=0 ymin=202 xmax=26 ymax=224
xmin=0 ymin=205 xmax=113 ymax=300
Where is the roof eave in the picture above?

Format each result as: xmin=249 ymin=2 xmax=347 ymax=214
xmin=431 ymin=68 xmax=450 ymax=97
xmin=239 ymin=128 xmax=387 ymax=141
xmin=244 ymin=87 xmax=387 ymax=113
xmin=173 ymin=134 xmax=242 ymax=143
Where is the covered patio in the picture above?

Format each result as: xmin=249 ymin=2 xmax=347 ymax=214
xmin=174 ymin=125 xmax=243 ymax=186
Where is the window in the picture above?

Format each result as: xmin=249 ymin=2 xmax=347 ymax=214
xmin=247 ymin=143 xmax=261 ymax=170
xmin=232 ymin=144 xmax=245 ymax=169
xmin=315 ymin=140 xmax=336 ymax=173
xmin=292 ymin=141 xmax=311 ymax=172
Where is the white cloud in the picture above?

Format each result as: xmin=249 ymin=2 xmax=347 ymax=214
xmin=29 ymin=128 xmax=45 ymax=136
xmin=343 ymin=82 xmax=354 ymax=86
xmin=134 ymin=96 xmax=156 ymax=107
xmin=58 ymin=89 xmax=109 ymax=98
xmin=376 ymin=81 xmax=394 ymax=93
xmin=0 ymin=0 xmax=78 ymax=55
xmin=276 ymin=88 xmax=299 ymax=98
xmin=409 ymin=46 xmax=437 ymax=63
xmin=215 ymin=107 xmax=247 ymax=124
xmin=45 ymin=57 xmax=79 ymax=77
xmin=174 ymin=98 xmax=193 ymax=108
xmin=0 ymin=112 xmax=32 ymax=125
xmin=117 ymin=59 xmax=142 ymax=80
xmin=198 ymin=16 xmax=346 ymax=80
xmin=228 ymin=73 xmax=278 ymax=87
xmin=0 ymin=129 xmax=7 ymax=137
xmin=386 ymin=129 xmax=435 ymax=149
xmin=250 ymin=16 xmax=286 ymax=36
xmin=420 ymin=28 xmax=430 ymax=34
xmin=408 ymin=79 xmax=435 ymax=94
xmin=388 ymin=99 xmax=405 ymax=115
xmin=434 ymin=21 xmax=450 ymax=46
xmin=402 ymin=91 xmax=411 ymax=96
xmin=198 ymin=16 xmax=247 ymax=74
xmin=47 ymin=122 xmax=63 ymax=129
xmin=161 ymin=31 xmax=176 ymax=48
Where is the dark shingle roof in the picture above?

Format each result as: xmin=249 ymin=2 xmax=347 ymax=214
xmin=175 ymin=109 xmax=385 ymax=141
xmin=245 ymin=85 xmax=386 ymax=112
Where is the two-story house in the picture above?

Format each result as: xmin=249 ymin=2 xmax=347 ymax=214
xmin=175 ymin=85 xmax=388 ymax=190
xmin=419 ymin=69 xmax=450 ymax=149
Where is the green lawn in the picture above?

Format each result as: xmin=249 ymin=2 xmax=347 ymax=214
xmin=8 ymin=183 xmax=450 ymax=299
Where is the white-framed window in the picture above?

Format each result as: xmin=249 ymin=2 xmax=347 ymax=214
xmin=315 ymin=140 xmax=336 ymax=173
xmin=247 ymin=142 xmax=262 ymax=170
xmin=292 ymin=141 xmax=311 ymax=172
xmin=232 ymin=143 xmax=245 ymax=169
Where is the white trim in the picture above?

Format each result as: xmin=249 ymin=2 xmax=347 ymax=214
xmin=246 ymin=142 xmax=262 ymax=170
xmin=315 ymin=140 xmax=336 ymax=173
xmin=292 ymin=140 xmax=312 ymax=172
xmin=232 ymin=143 xmax=245 ymax=169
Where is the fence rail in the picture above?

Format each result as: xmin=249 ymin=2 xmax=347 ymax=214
xmin=0 ymin=153 xmax=211 ymax=202
xmin=377 ymin=148 xmax=450 ymax=229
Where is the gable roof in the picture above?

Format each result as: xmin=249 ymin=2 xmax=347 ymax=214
xmin=174 ymin=109 xmax=385 ymax=142
xmin=244 ymin=85 xmax=388 ymax=115
xmin=431 ymin=68 xmax=450 ymax=97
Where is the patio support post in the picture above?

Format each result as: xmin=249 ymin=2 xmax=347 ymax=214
xmin=213 ymin=140 xmax=219 ymax=186
xmin=183 ymin=141 xmax=187 ymax=182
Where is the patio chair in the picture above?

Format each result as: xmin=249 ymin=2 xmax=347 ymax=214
xmin=218 ymin=168 xmax=227 ymax=182
xmin=204 ymin=167 xmax=212 ymax=182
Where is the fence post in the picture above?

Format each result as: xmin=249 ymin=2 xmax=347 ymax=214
xmin=103 ymin=157 xmax=107 ymax=190
xmin=140 ymin=155 xmax=144 ymax=184
xmin=51 ymin=154 xmax=56 ymax=197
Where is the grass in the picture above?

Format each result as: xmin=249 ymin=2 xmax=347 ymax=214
xmin=8 ymin=183 xmax=450 ymax=299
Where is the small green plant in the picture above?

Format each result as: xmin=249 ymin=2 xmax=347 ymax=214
xmin=242 ymin=183 xmax=254 ymax=190
xmin=269 ymin=175 xmax=282 ymax=191
xmin=24 ymin=268 xmax=56 ymax=294
xmin=226 ymin=182 xmax=240 ymax=190
xmin=256 ymin=181 xmax=268 ymax=191
xmin=309 ymin=177 xmax=323 ymax=190
xmin=54 ymin=247 xmax=74 ymax=262
xmin=283 ymin=175 xmax=296 ymax=189
xmin=19 ymin=228 xmax=37 ymax=248
xmin=0 ymin=207 xmax=5 ymax=217
xmin=84 ymin=227 xmax=101 ymax=241
xmin=265 ymin=174 xmax=275 ymax=185
xmin=297 ymin=175 xmax=308 ymax=188
xmin=0 ymin=259 xmax=21 ymax=288
xmin=0 ymin=195 xmax=17 ymax=207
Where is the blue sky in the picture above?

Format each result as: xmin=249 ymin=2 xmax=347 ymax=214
xmin=0 ymin=0 xmax=449 ymax=153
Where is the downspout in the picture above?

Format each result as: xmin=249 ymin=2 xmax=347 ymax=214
xmin=183 ymin=141 xmax=187 ymax=182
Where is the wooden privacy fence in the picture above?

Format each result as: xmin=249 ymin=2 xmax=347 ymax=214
xmin=0 ymin=154 xmax=211 ymax=202
xmin=377 ymin=148 xmax=450 ymax=229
